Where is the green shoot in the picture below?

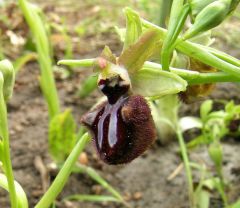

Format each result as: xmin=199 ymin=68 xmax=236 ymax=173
xmin=18 ymin=0 xmax=60 ymax=119
xmin=0 ymin=173 xmax=28 ymax=208
xmin=35 ymin=133 xmax=90 ymax=208
xmin=0 ymin=60 xmax=18 ymax=208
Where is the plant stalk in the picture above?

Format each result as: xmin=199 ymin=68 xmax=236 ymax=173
xmin=176 ymin=126 xmax=195 ymax=208
xmin=158 ymin=0 xmax=173 ymax=28
xmin=0 ymin=86 xmax=17 ymax=208
xmin=142 ymin=19 xmax=240 ymax=78
xmin=35 ymin=133 xmax=90 ymax=208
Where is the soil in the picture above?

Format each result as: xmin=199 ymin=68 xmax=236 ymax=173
xmin=0 ymin=1 xmax=240 ymax=208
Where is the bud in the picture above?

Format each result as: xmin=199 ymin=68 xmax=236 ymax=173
xmin=184 ymin=0 xmax=231 ymax=40
xmin=228 ymin=0 xmax=240 ymax=14
xmin=190 ymin=0 xmax=217 ymax=17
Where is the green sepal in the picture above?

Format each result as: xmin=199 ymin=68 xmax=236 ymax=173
xmin=131 ymin=67 xmax=187 ymax=99
xmin=49 ymin=109 xmax=77 ymax=163
xmin=123 ymin=7 xmax=142 ymax=50
xmin=100 ymin=46 xmax=117 ymax=64
xmin=0 ymin=60 xmax=15 ymax=101
xmin=118 ymin=29 xmax=162 ymax=74
xmin=114 ymin=26 xmax=126 ymax=43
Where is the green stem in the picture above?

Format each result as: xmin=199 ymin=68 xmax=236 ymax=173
xmin=161 ymin=3 xmax=190 ymax=71
xmin=0 ymin=83 xmax=17 ymax=208
xmin=176 ymin=127 xmax=195 ymax=208
xmin=59 ymin=58 xmax=240 ymax=85
xmin=35 ymin=133 xmax=90 ymax=208
xmin=144 ymin=61 xmax=240 ymax=84
xmin=158 ymin=0 xmax=173 ymax=27
xmin=142 ymin=19 xmax=240 ymax=78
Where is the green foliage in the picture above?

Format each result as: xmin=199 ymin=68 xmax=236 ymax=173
xmin=161 ymin=0 xmax=189 ymax=70
xmin=78 ymin=75 xmax=98 ymax=99
xmin=49 ymin=109 xmax=77 ymax=163
xmin=123 ymin=7 xmax=142 ymax=50
xmin=70 ymin=164 xmax=125 ymax=205
xmin=0 ymin=60 xmax=15 ymax=101
xmin=200 ymin=100 xmax=213 ymax=122
xmin=64 ymin=195 xmax=120 ymax=203
xmin=19 ymin=0 xmax=60 ymax=119
xmin=0 ymin=173 xmax=28 ymax=208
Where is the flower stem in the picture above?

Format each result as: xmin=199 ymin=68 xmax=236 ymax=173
xmin=0 ymin=85 xmax=17 ymax=208
xmin=35 ymin=133 xmax=90 ymax=208
xmin=176 ymin=126 xmax=195 ymax=208
xmin=142 ymin=19 xmax=240 ymax=78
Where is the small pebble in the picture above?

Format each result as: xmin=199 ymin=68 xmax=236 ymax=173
xmin=133 ymin=192 xmax=143 ymax=200
xmin=14 ymin=124 xmax=23 ymax=132
xmin=78 ymin=152 xmax=88 ymax=165
xmin=91 ymin=185 xmax=102 ymax=195
xmin=123 ymin=192 xmax=132 ymax=201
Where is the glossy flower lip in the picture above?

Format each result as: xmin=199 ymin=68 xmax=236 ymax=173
xmin=81 ymin=95 xmax=156 ymax=165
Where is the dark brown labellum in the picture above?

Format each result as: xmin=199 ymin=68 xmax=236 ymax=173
xmin=81 ymin=95 xmax=156 ymax=164
xmin=98 ymin=77 xmax=129 ymax=104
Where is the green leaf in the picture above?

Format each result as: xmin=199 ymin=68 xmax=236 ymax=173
xmin=131 ymin=67 xmax=187 ymax=99
xmin=49 ymin=109 xmax=76 ymax=163
xmin=195 ymin=189 xmax=210 ymax=208
xmin=0 ymin=60 xmax=15 ymax=101
xmin=161 ymin=3 xmax=190 ymax=70
xmin=187 ymin=135 xmax=206 ymax=149
xmin=72 ymin=164 xmax=123 ymax=201
xmin=13 ymin=53 xmax=37 ymax=72
xmin=78 ymin=75 xmax=98 ymax=99
xmin=64 ymin=194 xmax=120 ymax=203
xmin=118 ymin=29 xmax=162 ymax=74
xmin=123 ymin=7 xmax=142 ymax=50
xmin=231 ymin=199 xmax=240 ymax=208
xmin=200 ymin=100 xmax=213 ymax=121
xmin=208 ymin=142 xmax=223 ymax=170
xmin=0 ymin=173 xmax=28 ymax=208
